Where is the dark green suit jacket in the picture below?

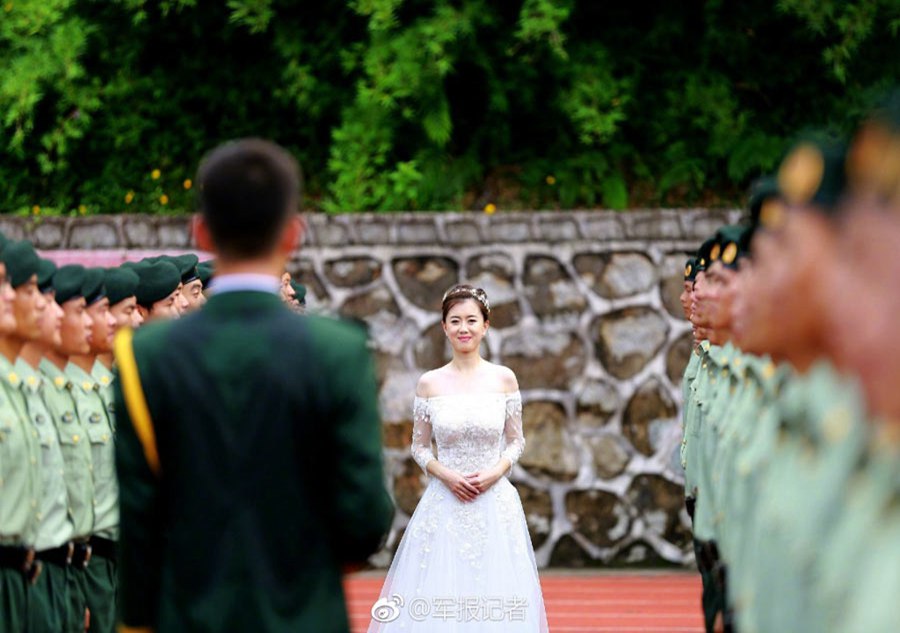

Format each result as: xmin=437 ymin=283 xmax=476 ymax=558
xmin=114 ymin=290 xmax=394 ymax=633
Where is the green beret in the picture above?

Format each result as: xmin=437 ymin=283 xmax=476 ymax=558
xmin=37 ymin=259 xmax=57 ymax=293
xmin=197 ymin=261 xmax=214 ymax=287
xmin=778 ymin=137 xmax=847 ymax=213
xmin=104 ymin=268 xmax=140 ymax=305
xmin=695 ymin=237 xmax=717 ymax=272
xmin=684 ymin=258 xmax=698 ymax=282
xmin=135 ymin=261 xmax=181 ymax=308
xmin=173 ymin=253 xmax=200 ymax=284
xmin=290 ymin=280 xmax=306 ymax=304
xmin=82 ymin=268 xmax=107 ymax=306
xmin=1 ymin=240 xmax=42 ymax=288
xmin=714 ymin=225 xmax=751 ymax=270
xmin=53 ymin=265 xmax=88 ymax=304
xmin=747 ymin=176 xmax=785 ymax=231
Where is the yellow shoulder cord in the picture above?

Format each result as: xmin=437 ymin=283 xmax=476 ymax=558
xmin=113 ymin=328 xmax=161 ymax=477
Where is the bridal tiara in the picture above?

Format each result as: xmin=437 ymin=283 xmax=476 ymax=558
xmin=442 ymin=285 xmax=491 ymax=314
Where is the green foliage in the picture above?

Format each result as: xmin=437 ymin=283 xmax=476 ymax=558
xmin=1 ymin=0 xmax=899 ymax=214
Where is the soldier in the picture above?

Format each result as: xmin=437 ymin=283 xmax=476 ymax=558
xmin=173 ymin=254 xmax=205 ymax=311
xmin=684 ymin=235 xmax=725 ymax=633
xmin=132 ymin=260 xmax=182 ymax=323
xmin=65 ymin=269 xmax=118 ymax=633
xmin=36 ymin=265 xmax=97 ymax=633
xmin=279 ymin=270 xmax=296 ymax=305
xmin=88 ymin=267 xmax=140 ymax=436
xmin=3 ymin=246 xmax=75 ymax=633
xmin=113 ymin=138 xmax=394 ymax=632
xmin=0 ymin=240 xmax=43 ymax=632
xmin=106 ymin=267 xmax=143 ymax=333
xmin=197 ymin=260 xmax=214 ymax=300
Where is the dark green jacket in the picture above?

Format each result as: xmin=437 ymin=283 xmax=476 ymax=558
xmin=114 ymin=291 xmax=393 ymax=633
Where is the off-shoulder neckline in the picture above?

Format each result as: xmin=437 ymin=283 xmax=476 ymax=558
xmin=416 ymin=390 xmax=521 ymax=401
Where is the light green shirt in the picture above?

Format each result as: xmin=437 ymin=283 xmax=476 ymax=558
xmin=66 ymin=362 xmax=118 ymax=540
xmin=92 ymin=359 xmax=116 ymax=431
xmin=15 ymin=358 xmax=74 ymax=551
xmin=0 ymin=354 xmax=42 ymax=546
xmin=40 ymin=358 xmax=95 ymax=539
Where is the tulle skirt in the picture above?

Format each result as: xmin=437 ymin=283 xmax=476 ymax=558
xmin=367 ymin=476 xmax=549 ymax=632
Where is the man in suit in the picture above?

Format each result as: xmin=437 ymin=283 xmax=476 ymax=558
xmin=113 ymin=138 xmax=394 ymax=633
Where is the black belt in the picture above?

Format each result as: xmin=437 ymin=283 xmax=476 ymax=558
xmin=37 ymin=542 xmax=74 ymax=567
xmin=88 ymin=536 xmax=116 ymax=561
xmin=0 ymin=545 xmax=41 ymax=583
xmin=71 ymin=541 xmax=92 ymax=569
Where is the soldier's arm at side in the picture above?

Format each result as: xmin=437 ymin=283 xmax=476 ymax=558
xmin=113 ymin=342 xmax=164 ymax=631
xmin=316 ymin=321 xmax=394 ymax=564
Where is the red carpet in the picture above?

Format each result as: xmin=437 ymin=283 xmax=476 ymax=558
xmin=345 ymin=571 xmax=704 ymax=632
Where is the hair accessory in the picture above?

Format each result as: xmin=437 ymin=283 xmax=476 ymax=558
xmin=442 ymin=286 xmax=491 ymax=314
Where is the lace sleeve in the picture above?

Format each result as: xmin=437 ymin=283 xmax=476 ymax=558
xmin=411 ymin=397 xmax=436 ymax=475
xmin=499 ymin=391 xmax=525 ymax=475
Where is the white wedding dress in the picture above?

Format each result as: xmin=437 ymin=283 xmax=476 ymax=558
xmin=368 ymin=391 xmax=549 ymax=632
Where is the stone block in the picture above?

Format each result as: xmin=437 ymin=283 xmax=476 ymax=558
xmin=393 ymin=457 xmax=427 ymax=516
xmin=519 ymin=401 xmax=579 ymax=481
xmin=589 ymin=434 xmax=630 ymax=479
xmin=392 ymin=257 xmax=458 ymax=311
xmin=565 ymin=489 xmax=630 ymax=548
xmin=623 ymin=378 xmax=677 ymax=456
xmin=396 ymin=220 xmax=438 ymax=244
xmin=536 ymin=219 xmax=579 ymax=242
xmin=523 ymin=255 xmax=586 ymax=318
xmin=487 ymin=220 xmax=531 ymax=243
xmin=309 ymin=216 xmax=350 ymax=246
xmin=626 ymin=210 xmax=683 ymax=240
xmin=576 ymin=379 xmax=621 ymax=429
xmin=444 ymin=220 xmax=482 ymax=245
xmin=592 ymin=307 xmax=669 ymax=380
xmin=666 ymin=332 xmax=693 ymax=385
xmin=512 ymin=483 xmax=553 ymax=549
xmin=383 ymin=420 xmax=414 ymax=450
xmin=68 ymin=220 xmax=121 ymax=249
xmin=582 ymin=214 xmax=626 ymax=241
xmin=356 ymin=218 xmax=392 ymax=244
xmin=122 ymin=216 xmax=158 ymax=248
xmin=0 ymin=218 xmax=26 ymax=241
xmin=340 ymin=284 xmax=400 ymax=320
xmin=574 ymin=252 xmax=657 ymax=299
xmin=324 ymin=256 xmax=382 ymax=287
xmin=465 ymin=254 xmax=520 ymax=328
xmin=502 ymin=329 xmax=586 ymax=390
xmin=626 ymin=475 xmax=691 ymax=549
xmin=28 ymin=218 xmax=67 ymax=249
xmin=157 ymin=218 xmax=191 ymax=247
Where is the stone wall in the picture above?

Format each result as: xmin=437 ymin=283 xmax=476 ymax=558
xmin=4 ymin=209 xmax=741 ymax=568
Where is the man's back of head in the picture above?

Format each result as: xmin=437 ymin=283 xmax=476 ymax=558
xmin=196 ymin=138 xmax=303 ymax=261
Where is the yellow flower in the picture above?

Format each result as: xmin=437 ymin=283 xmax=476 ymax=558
xmin=159 ymin=194 xmax=169 ymax=205
xmin=31 ymin=205 xmax=40 ymax=216
xmin=183 ymin=179 xmax=192 ymax=190
xmin=545 ymin=175 xmax=556 ymax=185
xmin=124 ymin=191 xmax=134 ymax=204
xmin=151 ymin=168 xmax=161 ymax=180
xmin=78 ymin=204 xmax=87 ymax=215
xmin=484 ymin=203 xmax=497 ymax=215
xmin=4 ymin=3 xmax=13 ymax=12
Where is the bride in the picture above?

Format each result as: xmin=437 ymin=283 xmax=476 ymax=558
xmin=368 ymin=284 xmax=549 ymax=632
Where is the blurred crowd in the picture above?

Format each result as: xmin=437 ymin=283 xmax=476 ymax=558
xmin=681 ymin=93 xmax=900 ymax=633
